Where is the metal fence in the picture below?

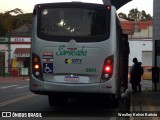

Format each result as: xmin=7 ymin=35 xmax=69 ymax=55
xmin=0 ymin=67 xmax=29 ymax=77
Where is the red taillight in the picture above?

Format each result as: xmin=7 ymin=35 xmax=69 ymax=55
xmin=34 ymin=58 xmax=39 ymax=62
xmin=105 ymin=66 xmax=111 ymax=72
xmin=106 ymin=59 xmax=111 ymax=64
xmin=32 ymin=53 xmax=43 ymax=80
xmin=107 ymin=6 xmax=111 ymax=10
xmin=101 ymin=55 xmax=114 ymax=82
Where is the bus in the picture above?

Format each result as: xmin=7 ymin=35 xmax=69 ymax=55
xmin=30 ymin=2 xmax=130 ymax=106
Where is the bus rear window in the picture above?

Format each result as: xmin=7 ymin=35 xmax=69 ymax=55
xmin=37 ymin=4 xmax=110 ymax=42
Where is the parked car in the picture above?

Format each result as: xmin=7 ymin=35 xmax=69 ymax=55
xmin=141 ymin=67 xmax=152 ymax=80
xmin=128 ymin=67 xmax=152 ymax=80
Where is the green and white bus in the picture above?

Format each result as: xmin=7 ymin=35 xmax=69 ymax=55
xmin=30 ymin=2 xmax=129 ymax=106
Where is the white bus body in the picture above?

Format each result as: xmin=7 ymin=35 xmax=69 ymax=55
xmin=30 ymin=2 xmax=129 ymax=106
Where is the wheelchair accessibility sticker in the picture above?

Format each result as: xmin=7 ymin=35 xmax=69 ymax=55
xmin=43 ymin=63 xmax=53 ymax=73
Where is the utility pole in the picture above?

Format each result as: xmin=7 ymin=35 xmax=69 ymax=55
xmin=7 ymin=34 xmax=11 ymax=76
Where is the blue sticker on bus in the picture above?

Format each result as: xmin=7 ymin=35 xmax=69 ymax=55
xmin=43 ymin=63 xmax=53 ymax=73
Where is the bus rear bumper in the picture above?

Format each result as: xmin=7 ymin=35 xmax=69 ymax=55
xmin=30 ymin=76 xmax=117 ymax=96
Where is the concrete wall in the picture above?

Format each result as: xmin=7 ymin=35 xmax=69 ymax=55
xmin=133 ymin=26 xmax=153 ymax=39
xmin=129 ymin=40 xmax=152 ymax=67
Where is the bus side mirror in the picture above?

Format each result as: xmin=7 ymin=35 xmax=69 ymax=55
xmin=152 ymin=67 xmax=159 ymax=83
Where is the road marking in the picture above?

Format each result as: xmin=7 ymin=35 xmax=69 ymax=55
xmin=0 ymin=85 xmax=18 ymax=89
xmin=15 ymin=85 xmax=29 ymax=89
xmin=0 ymin=94 xmax=37 ymax=107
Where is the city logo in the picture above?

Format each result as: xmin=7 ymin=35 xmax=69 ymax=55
xmin=65 ymin=59 xmax=72 ymax=64
xmin=65 ymin=59 xmax=82 ymax=64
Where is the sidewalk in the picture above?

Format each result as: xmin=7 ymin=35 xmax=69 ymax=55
xmin=0 ymin=76 xmax=29 ymax=82
xmin=130 ymin=90 xmax=160 ymax=120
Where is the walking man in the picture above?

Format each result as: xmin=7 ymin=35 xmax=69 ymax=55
xmin=129 ymin=58 xmax=143 ymax=93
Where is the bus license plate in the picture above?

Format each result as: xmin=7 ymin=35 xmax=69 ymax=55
xmin=64 ymin=76 xmax=79 ymax=82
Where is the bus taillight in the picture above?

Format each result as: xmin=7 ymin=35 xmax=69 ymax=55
xmin=105 ymin=66 xmax=111 ymax=72
xmin=32 ymin=53 xmax=43 ymax=80
xmin=34 ymin=57 xmax=39 ymax=62
xmin=107 ymin=5 xmax=111 ymax=10
xmin=101 ymin=55 xmax=114 ymax=82
xmin=34 ymin=64 xmax=40 ymax=69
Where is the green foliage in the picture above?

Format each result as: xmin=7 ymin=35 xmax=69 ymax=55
xmin=118 ymin=8 xmax=152 ymax=21
xmin=0 ymin=8 xmax=32 ymax=36
xmin=118 ymin=12 xmax=127 ymax=19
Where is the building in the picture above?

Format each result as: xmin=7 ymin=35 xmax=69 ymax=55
xmin=121 ymin=20 xmax=153 ymax=39
xmin=10 ymin=36 xmax=31 ymax=76
xmin=10 ymin=24 xmax=31 ymax=76
xmin=120 ymin=20 xmax=153 ymax=68
xmin=0 ymin=24 xmax=31 ymax=76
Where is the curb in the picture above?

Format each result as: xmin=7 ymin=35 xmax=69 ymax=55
xmin=0 ymin=77 xmax=29 ymax=82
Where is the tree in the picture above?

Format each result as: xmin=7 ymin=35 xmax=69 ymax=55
xmin=118 ymin=8 xmax=152 ymax=21
xmin=140 ymin=10 xmax=152 ymax=21
xmin=0 ymin=13 xmax=13 ymax=35
xmin=0 ymin=8 xmax=32 ymax=36
xmin=118 ymin=12 xmax=127 ymax=19
xmin=128 ymin=8 xmax=140 ymax=21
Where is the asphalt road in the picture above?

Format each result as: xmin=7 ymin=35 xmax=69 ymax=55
xmin=0 ymin=80 xmax=132 ymax=120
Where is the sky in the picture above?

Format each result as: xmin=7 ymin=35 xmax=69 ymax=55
xmin=0 ymin=0 xmax=153 ymax=16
